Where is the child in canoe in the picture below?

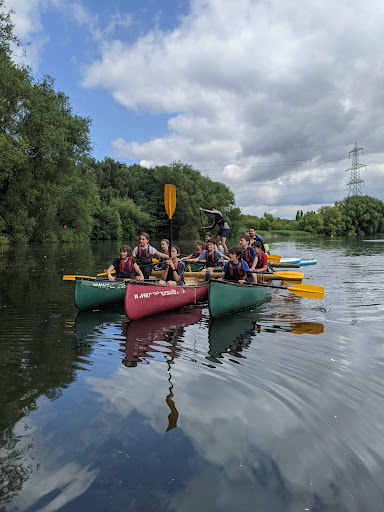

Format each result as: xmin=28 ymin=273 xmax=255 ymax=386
xmin=160 ymin=238 xmax=170 ymax=256
xmin=252 ymin=240 xmax=269 ymax=279
xmin=187 ymin=238 xmax=229 ymax=272
xmin=181 ymin=240 xmax=204 ymax=261
xmin=132 ymin=233 xmax=169 ymax=279
xmin=203 ymin=232 xmax=211 ymax=250
xmin=239 ymin=234 xmax=258 ymax=272
xmin=223 ymin=247 xmax=253 ymax=284
xmin=107 ymin=245 xmax=144 ymax=281
xmin=159 ymin=245 xmax=185 ymax=286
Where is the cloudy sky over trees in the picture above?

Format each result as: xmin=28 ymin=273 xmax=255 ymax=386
xmin=6 ymin=0 xmax=384 ymax=218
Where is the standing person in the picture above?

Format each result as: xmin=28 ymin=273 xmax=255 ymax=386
xmin=199 ymin=207 xmax=230 ymax=254
xmin=222 ymin=247 xmax=253 ymax=284
xmin=187 ymin=238 xmax=228 ymax=273
xmin=132 ymin=233 xmax=168 ymax=280
xmin=159 ymin=245 xmax=185 ymax=286
xmin=107 ymin=245 xmax=144 ymax=281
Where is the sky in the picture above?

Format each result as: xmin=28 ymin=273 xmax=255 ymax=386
xmin=4 ymin=0 xmax=384 ymax=219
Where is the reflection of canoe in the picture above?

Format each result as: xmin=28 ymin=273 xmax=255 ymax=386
xmin=209 ymin=280 xmax=271 ymax=318
xmin=125 ymin=281 xmax=209 ymax=320
xmin=124 ymin=306 xmax=204 ymax=366
xmin=74 ymin=278 xmax=126 ymax=311
xmin=208 ymin=314 xmax=259 ymax=362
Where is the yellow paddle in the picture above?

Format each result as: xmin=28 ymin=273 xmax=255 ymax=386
xmin=286 ymin=284 xmax=324 ymax=299
xmin=267 ymin=254 xmax=281 ymax=262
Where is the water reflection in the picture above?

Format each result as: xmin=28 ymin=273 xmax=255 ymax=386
xmin=122 ymin=306 xmax=204 ymax=368
xmin=208 ymin=313 xmax=324 ymax=364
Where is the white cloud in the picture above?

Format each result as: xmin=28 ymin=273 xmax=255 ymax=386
xmin=79 ymin=0 xmax=384 ymax=216
xmin=5 ymin=0 xmax=384 ymax=217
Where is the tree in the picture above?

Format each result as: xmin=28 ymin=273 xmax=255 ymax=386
xmin=335 ymin=196 xmax=384 ymax=236
xmin=317 ymin=205 xmax=345 ymax=236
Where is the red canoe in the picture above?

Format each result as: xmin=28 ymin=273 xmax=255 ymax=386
xmin=124 ymin=281 xmax=209 ymax=320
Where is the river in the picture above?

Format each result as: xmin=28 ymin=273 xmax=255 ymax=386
xmin=0 ymin=236 xmax=383 ymax=511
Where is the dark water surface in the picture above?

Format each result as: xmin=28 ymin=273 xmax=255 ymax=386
xmin=1 ymin=237 xmax=383 ymax=511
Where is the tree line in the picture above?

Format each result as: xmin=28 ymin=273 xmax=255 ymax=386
xmin=1 ymin=3 xmax=383 ymax=245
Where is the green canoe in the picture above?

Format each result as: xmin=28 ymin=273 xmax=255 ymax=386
xmin=74 ymin=278 xmax=126 ymax=311
xmin=208 ymin=279 xmax=271 ymax=318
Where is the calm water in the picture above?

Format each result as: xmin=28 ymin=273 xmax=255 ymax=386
xmin=1 ymin=237 xmax=383 ymax=512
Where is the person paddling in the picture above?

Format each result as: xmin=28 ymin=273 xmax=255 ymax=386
xmin=107 ymin=245 xmax=144 ymax=281
xmin=132 ymin=233 xmax=168 ymax=280
xmin=199 ymin=207 xmax=230 ymax=254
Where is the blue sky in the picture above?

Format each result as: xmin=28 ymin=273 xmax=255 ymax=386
xmin=5 ymin=0 xmax=384 ymax=218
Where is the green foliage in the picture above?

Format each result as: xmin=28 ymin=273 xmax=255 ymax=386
xmin=317 ymin=205 xmax=345 ymax=236
xmin=298 ymin=211 xmax=323 ymax=233
xmin=335 ymin=196 xmax=384 ymax=236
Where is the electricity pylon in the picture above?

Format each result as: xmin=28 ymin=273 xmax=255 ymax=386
xmin=345 ymin=142 xmax=366 ymax=196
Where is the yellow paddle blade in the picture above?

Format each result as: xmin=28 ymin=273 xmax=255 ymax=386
xmin=62 ymin=275 xmax=97 ymax=281
xmin=164 ymin=184 xmax=176 ymax=219
xmin=287 ymin=284 xmax=324 ymax=299
xmin=152 ymin=258 xmax=159 ymax=264
xmin=273 ymin=271 xmax=304 ymax=281
xmin=268 ymin=254 xmax=281 ymax=262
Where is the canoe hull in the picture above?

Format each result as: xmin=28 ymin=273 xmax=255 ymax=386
xmin=74 ymin=278 xmax=126 ymax=311
xmin=209 ymin=280 xmax=271 ymax=318
xmin=300 ymin=259 xmax=317 ymax=266
xmin=125 ymin=281 xmax=209 ymax=320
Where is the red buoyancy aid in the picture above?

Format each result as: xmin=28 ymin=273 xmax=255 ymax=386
xmin=243 ymin=247 xmax=254 ymax=264
xmin=137 ymin=246 xmax=152 ymax=266
xmin=192 ymin=249 xmax=202 ymax=258
xmin=256 ymin=251 xmax=267 ymax=269
xmin=118 ymin=257 xmax=134 ymax=277
xmin=206 ymin=250 xmax=219 ymax=267
xmin=228 ymin=261 xmax=246 ymax=279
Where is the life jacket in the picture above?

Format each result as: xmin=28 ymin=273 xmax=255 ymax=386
xmin=136 ymin=245 xmax=152 ymax=266
xmin=118 ymin=257 xmax=134 ymax=278
xmin=256 ymin=251 xmax=267 ymax=269
xmin=242 ymin=247 xmax=254 ymax=264
xmin=203 ymin=242 xmax=208 ymax=250
xmin=192 ymin=249 xmax=202 ymax=258
xmin=205 ymin=250 xmax=219 ymax=267
xmin=228 ymin=261 xmax=245 ymax=279
xmin=166 ymin=259 xmax=185 ymax=283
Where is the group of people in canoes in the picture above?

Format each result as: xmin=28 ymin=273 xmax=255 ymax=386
xmin=106 ymin=206 xmax=269 ymax=287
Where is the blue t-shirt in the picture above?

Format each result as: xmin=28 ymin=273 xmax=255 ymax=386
xmin=198 ymin=249 xmax=222 ymax=266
